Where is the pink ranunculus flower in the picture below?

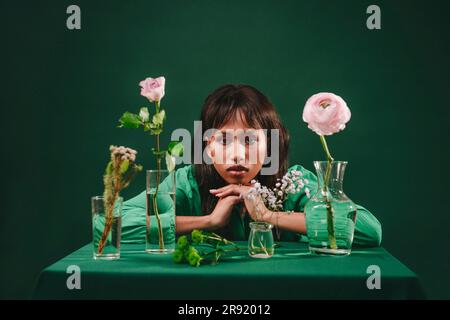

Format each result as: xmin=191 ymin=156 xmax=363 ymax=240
xmin=139 ymin=76 xmax=166 ymax=102
xmin=302 ymin=92 xmax=351 ymax=136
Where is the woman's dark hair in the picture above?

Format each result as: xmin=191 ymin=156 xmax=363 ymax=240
xmin=194 ymin=84 xmax=290 ymax=216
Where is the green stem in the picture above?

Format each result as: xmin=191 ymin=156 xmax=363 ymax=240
xmin=319 ymin=135 xmax=337 ymax=250
xmin=206 ymin=234 xmax=236 ymax=246
xmin=205 ymin=235 xmax=225 ymax=242
xmin=201 ymin=246 xmax=242 ymax=259
xmin=320 ymin=135 xmax=334 ymax=163
xmin=257 ymin=236 xmax=270 ymax=256
xmin=152 ymin=100 xmax=164 ymax=251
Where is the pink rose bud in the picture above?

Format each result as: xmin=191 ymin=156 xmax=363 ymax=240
xmin=139 ymin=76 xmax=165 ymax=102
xmin=302 ymin=92 xmax=351 ymax=136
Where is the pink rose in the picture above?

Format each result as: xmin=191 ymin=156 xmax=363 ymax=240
xmin=139 ymin=76 xmax=165 ymax=102
xmin=302 ymin=92 xmax=351 ymax=136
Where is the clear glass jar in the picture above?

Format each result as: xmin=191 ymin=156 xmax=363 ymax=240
xmin=248 ymin=222 xmax=275 ymax=258
xmin=146 ymin=170 xmax=176 ymax=254
xmin=92 ymin=196 xmax=122 ymax=260
xmin=305 ymin=161 xmax=357 ymax=256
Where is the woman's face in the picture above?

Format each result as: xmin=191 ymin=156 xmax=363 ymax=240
xmin=206 ymin=115 xmax=267 ymax=185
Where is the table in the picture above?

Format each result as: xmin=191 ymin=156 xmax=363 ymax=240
xmin=33 ymin=242 xmax=424 ymax=299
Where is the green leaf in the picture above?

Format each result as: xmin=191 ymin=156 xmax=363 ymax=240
xmin=168 ymin=141 xmax=184 ymax=157
xmin=152 ymin=148 xmax=167 ymax=157
xmin=119 ymin=159 xmax=129 ymax=174
xmin=119 ymin=112 xmax=141 ymax=129
xmin=105 ymin=161 xmax=113 ymax=175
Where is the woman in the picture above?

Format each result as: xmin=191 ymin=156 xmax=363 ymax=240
xmin=121 ymin=84 xmax=382 ymax=246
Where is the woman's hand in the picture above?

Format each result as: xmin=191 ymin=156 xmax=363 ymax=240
xmin=209 ymin=184 xmax=308 ymax=235
xmin=207 ymin=195 xmax=241 ymax=230
xmin=210 ymin=184 xmax=273 ymax=222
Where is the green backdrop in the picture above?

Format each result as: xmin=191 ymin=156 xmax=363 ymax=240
xmin=1 ymin=0 xmax=449 ymax=299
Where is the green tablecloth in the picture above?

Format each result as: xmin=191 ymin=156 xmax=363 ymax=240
xmin=33 ymin=242 xmax=424 ymax=299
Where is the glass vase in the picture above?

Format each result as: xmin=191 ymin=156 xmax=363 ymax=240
xmin=248 ymin=222 xmax=275 ymax=258
xmin=92 ymin=196 xmax=123 ymax=260
xmin=305 ymin=161 xmax=357 ymax=256
xmin=146 ymin=170 xmax=176 ymax=254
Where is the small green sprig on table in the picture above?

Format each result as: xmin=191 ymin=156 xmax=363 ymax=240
xmin=173 ymin=230 xmax=242 ymax=267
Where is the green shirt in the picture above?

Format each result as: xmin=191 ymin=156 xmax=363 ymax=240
xmin=121 ymin=165 xmax=382 ymax=247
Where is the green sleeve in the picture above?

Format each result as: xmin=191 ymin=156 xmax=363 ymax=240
xmin=285 ymin=165 xmax=382 ymax=247
xmin=121 ymin=165 xmax=197 ymax=243
xmin=120 ymin=190 xmax=146 ymax=243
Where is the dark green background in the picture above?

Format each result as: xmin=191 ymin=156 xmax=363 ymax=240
xmin=1 ymin=0 xmax=449 ymax=299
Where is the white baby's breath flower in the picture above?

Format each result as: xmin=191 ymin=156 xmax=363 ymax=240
xmin=249 ymin=170 xmax=310 ymax=212
xmin=246 ymin=191 xmax=256 ymax=201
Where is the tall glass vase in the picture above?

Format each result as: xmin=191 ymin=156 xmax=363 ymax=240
xmin=305 ymin=161 xmax=357 ymax=256
xmin=146 ymin=170 xmax=176 ymax=254
xmin=92 ymin=196 xmax=123 ymax=260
